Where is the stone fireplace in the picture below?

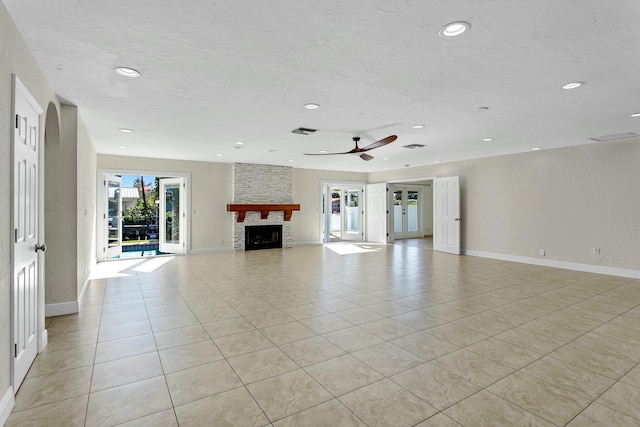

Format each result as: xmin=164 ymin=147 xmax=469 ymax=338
xmin=231 ymin=163 xmax=294 ymax=251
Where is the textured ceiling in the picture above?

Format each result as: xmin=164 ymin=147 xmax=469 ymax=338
xmin=5 ymin=0 xmax=640 ymax=172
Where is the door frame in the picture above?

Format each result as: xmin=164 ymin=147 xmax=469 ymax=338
xmin=97 ymin=169 xmax=191 ymax=260
xmin=11 ymin=75 xmax=47 ymax=393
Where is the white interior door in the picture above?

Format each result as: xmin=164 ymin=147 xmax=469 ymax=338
xmin=159 ymin=177 xmax=186 ymax=254
xmin=365 ymin=183 xmax=388 ymax=243
xmin=104 ymin=174 xmax=122 ymax=259
xmin=12 ymin=76 xmax=43 ymax=390
xmin=433 ymin=176 xmax=461 ymax=254
xmin=341 ymin=186 xmax=363 ymax=241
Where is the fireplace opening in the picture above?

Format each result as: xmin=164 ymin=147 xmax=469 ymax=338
xmin=245 ymin=225 xmax=283 ymax=251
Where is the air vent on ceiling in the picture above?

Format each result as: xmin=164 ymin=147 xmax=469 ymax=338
xmin=292 ymin=127 xmax=317 ymax=135
xmin=589 ymin=132 xmax=639 ymax=142
xmin=403 ymin=143 xmax=426 ymax=149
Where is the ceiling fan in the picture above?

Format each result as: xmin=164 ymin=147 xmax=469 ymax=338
xmin=305 ymin=135 xmax=397 ymax=161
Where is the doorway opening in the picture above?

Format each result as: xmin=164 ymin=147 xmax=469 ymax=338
xmin=98 ymin=170 xmax=190 ymax=261
xmin=322 ymin=183 xmax=365 ymax=243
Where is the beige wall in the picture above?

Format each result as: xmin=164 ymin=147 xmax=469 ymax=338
xmin=77 ymin=115 xmax=97 ymax=297
xmin=370 ymin=139 xmax=640 ymax=271
xmin=1 ymin=1 xmax=61 ymax=405
xmin=97 ymin=155 xmax=233 ymax=252
xmin=44 ymin=105 xmax=79 ymax=304
xmin=292 ymin=168 xmax=368 ymax=243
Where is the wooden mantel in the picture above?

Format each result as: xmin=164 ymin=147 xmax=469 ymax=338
xmin=226 ymin=204 xmax=300 ymax=223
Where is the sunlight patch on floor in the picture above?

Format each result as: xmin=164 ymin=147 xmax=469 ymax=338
xmin=325 ymin=243 xmax=382 ymax=255
xmin=133 ymin=256 xmax=175 ymax=273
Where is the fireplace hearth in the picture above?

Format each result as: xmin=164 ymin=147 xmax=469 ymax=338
xmin=245 ymin=225 xmax=283 ymax=251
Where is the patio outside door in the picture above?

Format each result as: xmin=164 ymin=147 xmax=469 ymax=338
xmin=159 ymin=177 xmax=186 ymax=254
xmin=341 ymin=186 xmax=363 ymax=241
xmin=104 ymin=174 xmax=122 ymax=259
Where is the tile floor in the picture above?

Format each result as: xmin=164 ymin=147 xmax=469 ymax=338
xmin=7 ymin=239 xmax=640 ymax=426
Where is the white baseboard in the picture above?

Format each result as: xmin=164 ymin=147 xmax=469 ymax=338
xmin=40 ymin=329 xmax=48 ymax=351
xmin=463 ymin=249 xmax=640 ymax=279
xmin=77 ymin=277 xmax=90 ymax=307
xmin=0 ymin=386 xmax=15 ymax=426
xmin=291 ymin=241 xmax=323 ymax=247
xmin=45 ymin=301 xmax=79 ymax=317
xmin=190 ymin=247 xmax=233 ymax=255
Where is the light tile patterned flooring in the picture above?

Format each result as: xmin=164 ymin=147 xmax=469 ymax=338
xmin=7 ymin=240 xmax=640 ymax=426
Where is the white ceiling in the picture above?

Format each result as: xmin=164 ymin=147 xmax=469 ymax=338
xmin=5 ymin=0 xmax=640 ymax=172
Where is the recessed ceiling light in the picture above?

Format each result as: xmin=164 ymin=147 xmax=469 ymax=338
xmin=630 ymin=112 xmax=640 ymax=117
xmin=216 ymin=153 xmax=224 ymax=157
xmin=117 ymin=145 xmax=128 ymax=149
xmin=482 ymin=137 xmax=494 ymax=142
xmin=319 ymin=150 xmax=328 ymax=153
xmin=119 ymin=128 xmax=133 ymax=133
xmin=234 ymin=141 xmax=245 ymax=145
xmin=383 ymin=157 xmax=389 ymax=160
xmin=531 ymin=147 xmax=541 ymax=151
xmin=439 ymin=21 xmax=470 ymax=38
xmin=288 ymin=159 xmax=294 ymax=162
xmin=304 ymin=103 xmax=320 ymax=109
xmin=412 ymin=124 xmax=425 ymax=129
xmin=562 ymin=81 xmax=584 ymax=90
xmin=434 ymin=160 xmax=442 ymax=163
xmin=114 ymin=67 xmax=140 ymax=78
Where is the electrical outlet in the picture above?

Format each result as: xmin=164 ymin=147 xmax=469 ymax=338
xmin=539 ymin=249 xmax=545 ymax=256
xmin=593 ymin=248 xmax=600 ymax=255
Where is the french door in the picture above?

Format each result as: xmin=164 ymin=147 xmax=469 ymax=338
xmin=159 ymin=177 xmax=186 ymax=254
xmin=393 ymin=186 xmax=422 ymax=239
xmin=341 ymin=186 xmax=363 ymax=241
xmin=323 ymin=184 xmax=364 ymax=242
xmin=104 ymin=174 xmax=122 ymax=259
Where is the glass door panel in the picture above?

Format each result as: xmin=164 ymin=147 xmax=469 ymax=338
xmin=393 ymin=190 xmax=403 ymax=233
xmin=407 ymin=190 xmax=419 ymax=233
xmin=105 ymin=174 xmax=122 ymax=258
xmin=342 ymin=186 xmax=363 ymax=241
xmin=159 ymin=177 xmax=185 ymax=254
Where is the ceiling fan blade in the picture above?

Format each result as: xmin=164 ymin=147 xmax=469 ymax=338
xmin=361 ymin=135 xmax=397 ymax=151
xmin=360 ymin=153 xmax=374 ymax=161
xmin=304 ymin=151 xmax=352 ymax=156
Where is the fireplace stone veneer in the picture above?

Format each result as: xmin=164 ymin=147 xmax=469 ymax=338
xmin=231 ymin=163 xmax=295 ymax=252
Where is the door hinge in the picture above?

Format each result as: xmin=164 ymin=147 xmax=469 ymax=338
xmin=14 ymin=343 xmax=17 ymax=357
xmin=15 ymin=229 xmax=18 ymax=243
xmin=104 ymin=180 xmax=106 ymax=186
xmin=103 ymin=247 xmax=106 ymax=252
xmin=15 ymin=115 xmax=19 ymax=129
xmin=183 ymin=183 xmax=186 ymax=188
xmin=386 ymin=232 xmax=389 ymax=236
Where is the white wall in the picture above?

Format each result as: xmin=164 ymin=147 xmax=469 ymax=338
xmin=370 ymin=139 xmax=640 ymax=273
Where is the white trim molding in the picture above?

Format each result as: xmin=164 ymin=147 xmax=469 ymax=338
xmin=0 ymin=386 xmax=15 ymax=426
xmin=190 ymin=248 xmax=233 ymax=255
xmin=45 ymin=301 xmax=79 ymax=317
xmin=463 ymin=249 xmax=640 ymax=279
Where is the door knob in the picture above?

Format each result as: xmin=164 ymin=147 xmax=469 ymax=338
xmin=35 ymin=243 xmax=47 ymax=253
